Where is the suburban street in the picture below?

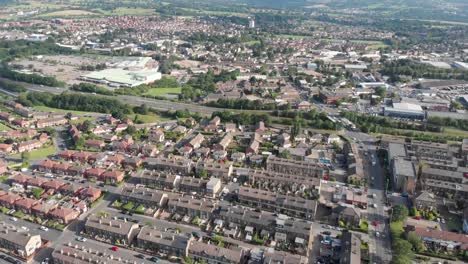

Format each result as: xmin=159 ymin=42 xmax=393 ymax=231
xmin=345 ymin=130 xmax=393 ymax=263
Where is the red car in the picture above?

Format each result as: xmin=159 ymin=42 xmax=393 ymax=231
xmin=414 ymin=216 xmax=421 ymax=220
xmin=372 ymin=220 xmax=379 ymax=226
xmin=111 ymin=246 xmax=118 ymax=252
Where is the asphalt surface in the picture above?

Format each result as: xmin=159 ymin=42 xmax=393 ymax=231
xmin=345 ymin=130 xmax=392 ymax=263
xmin=3 ymin=81 xmax=272 ymax=116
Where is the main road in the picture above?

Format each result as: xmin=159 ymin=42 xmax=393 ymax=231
xmin=0 ymin=79 xmax=272 ymax=116
xmin=345 ymin=130 xmax=393 ymax=263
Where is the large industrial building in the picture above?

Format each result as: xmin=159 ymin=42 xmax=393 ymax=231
xmin=383 ymin=102 xmax=425 ymax=120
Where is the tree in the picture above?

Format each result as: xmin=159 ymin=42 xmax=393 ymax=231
xmin=391 ymin=205 xmax=409 ymax=222
xmin=279 ymin=150 xmax=291 ymax=159
xmin=407 ymin=232 xmax=425 ymax=253
xmin=21 ymin=151 xmax=30 ymax=167
xmin=32 ymin=187 xmax=44 ymax=199
xmin=393 ymin=239 xmax=414 ymax=259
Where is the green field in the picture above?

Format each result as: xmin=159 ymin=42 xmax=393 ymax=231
xmin=34 ymin=105 xmax=97 ymax=115
xmin=128 ymin=113 xmax=170 ymax=124
xmin=97 ymin=7 xmax=156 ymax=16
xmin=38 ymin=9 xmax=98 ymax=17
xmin=10 ymin=145 xmax=57 ymax=160
xmin=0 ymin=122 xmax=12 ymax=131
xmin=276 ymin=34 xmax=310 ymax=39
xmin=144 ymin=87 xmax=182 ymax=97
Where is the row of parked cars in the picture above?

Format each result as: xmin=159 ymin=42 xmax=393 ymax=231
xmin=0 ymin=254 xmax=22 ymax=264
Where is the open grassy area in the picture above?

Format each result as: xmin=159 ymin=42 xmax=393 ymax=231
xmin=10 ymin=145 xmax=56 ymax=160
xmin=143 ymin=87 xmax=181 ymax=97
xmin=128 ymin=113 xmax=169 ymax=124
xmin=38 ymin=9 xmax=98 ymax=17
xmin=276 ymin=34 xmax=309 ymax=39
xmin=0 ymin=122 xmax=12 ymax=131
xmin=34 ymin=105 xmax=97 ymax=116
xmin=372 ymin=127 xmax=468 ymax=142
xmin=97 ymin=7 xmax=156 ymax=16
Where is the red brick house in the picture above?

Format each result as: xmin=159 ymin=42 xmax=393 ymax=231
xmin=100 ymin=170 xmax=125 ymax=183
xmin=122 ymin=157 xmax=143 ymax=168
xmin=84 ymin=168 xmax=105 ymax=180
xmin=11 ymin=174 xmax=32 ymax=186
xmin=0 ymin=193 xmax=22 ymax=208
xmin=80 ymin=187 xmax=102 ymax=202
xmin=0 ymin=160 xmax=7 ymax=175
xmin=37 ymin=160 xmax=55 ymax=172
xmin=106 ymin=154 xmax=125 ymax=165
xmin=52 ymin=163 xmax=70 ymax=174
xmin=0 ymin=143 xmax=13 ymax=153
xmin=17 ymin=140 xmax=42 ymax=152
xmin=58 ymin=150 xmax=75 ymax=160
xmin=48 ymin=208 xmax=79 ymax=224
xmin=15 ymin=197 xmax=39 ymax=214
xmin=26 ymin=177 xmax=48 ymax=188
xmin=72 ymin=152 xmax=91 ymax=163
xmin=85 ymin=139 xmax=105 ymax=150
xmin=59 ymin=184 xmax=83 ymax=196
xmin=42 ymin=180 xmax=66 ymax=191
xmin=12 ymin=118 xmax=30 ymax=128
xmin=32 ymin=202 xmax=58 ymax=217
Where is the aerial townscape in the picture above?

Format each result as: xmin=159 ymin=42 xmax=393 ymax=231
xmin=0 ymin=0 xmax=467 ymax=264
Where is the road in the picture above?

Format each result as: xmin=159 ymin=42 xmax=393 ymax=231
xmin=345 ymin=130 xmax=393 ymax=263
xmin=0 ymin=80 xmax=272 ymax=116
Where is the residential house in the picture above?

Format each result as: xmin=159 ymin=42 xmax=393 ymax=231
xmin=167 ymin=196 xmax=216 ymax=219
xmin=406 ymin=225 xmax=468 ymax=252
xmin=120 ymin=186 xmax=169 ymax=208
xmin=144 ymin=157 xmax=193 ymax=175
xmin=85 ymin=139 xmax=105 ymax=150
xmin=187 ymin=133 xmax=205 ymax=149
xmin=48 ymin=208 xmax=79 ymax=224
xmin=266 ymin=156 xmax=328 ymax=178
xmin=84 ymin=214 xmax=140 ymax=245
xmin=15 ymin=198 xmax=39 ymax=214
xmin=137 ymin=226 xmax=190 ymax=257
xmin=188 ymin=240 xmax=246 ymax=264
xmin=100 ymin=170 xmax=125 ymax=183
xmin=17 ymin=140 xmax=42 ymax=153
xmin=0 ymin=222 xmax=42 ymax=260
xmin=0 ymin=193 xmax=22 ymax=208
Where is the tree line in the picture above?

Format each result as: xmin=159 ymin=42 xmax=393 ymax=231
xmin=0 ymin=79 xmax=26 ymax=93
xmin=381 ymin=59 xmax=468 ymax=82
xmin=0 ymin=68 xmax=65 ymax=87
xmin=22 ymin=92 xmax=132 ymax=119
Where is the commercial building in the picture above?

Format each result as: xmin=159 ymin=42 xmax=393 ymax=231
xmin=383 ymin=102 xmax=425 ymax=120
xmin=80 ymin=68 xmax=162 ymax=88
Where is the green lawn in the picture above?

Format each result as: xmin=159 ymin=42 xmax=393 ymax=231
xmin=34 ymin=105 xmax=96 ymax=115
xmin=0 ymin=175 xmax=9 ymax=183
xmin=128 ymin=113 xmax=169 ymax=124
xmin=0 ymin=122 xmax=11 ymax=131
xmin=276 ymin=34 xmax=309 ymax=39
xmin=97 ymin=7 xmax=156 ymax=16
xmin=10 ymin=145 xmax=57 ymax=160
xmin=143 ymin=87 xmax=181 ymax=97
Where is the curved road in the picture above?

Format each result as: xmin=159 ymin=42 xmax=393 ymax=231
xmin=0 ymin=80 xmax=272 ymax=116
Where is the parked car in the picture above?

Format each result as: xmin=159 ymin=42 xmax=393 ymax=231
xmin=40 ymin=226 xmax=49 ymax=231
xmin=135 ymin=254 xmax=145 ymax=259
xmin=111 ymin=246 xmax=118 ymax=252
xmin=76 ymin=237 xmax=87 ymax=242
xmin=10 ymin=217 xmax=17 ymax=222
xmin=148 ymin=257 xmax=161 ymax=263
